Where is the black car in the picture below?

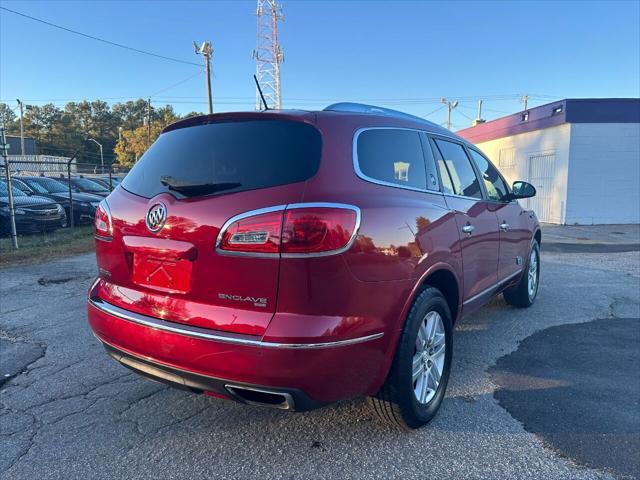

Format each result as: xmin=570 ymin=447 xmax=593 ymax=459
xmin=54 ymin=176 xmax=110 ymax=197
xmin=82 ymin=176 xmax=122 ymax=191
xmin=50 ymin=175 xmax=111 ymax=198
xmin=13 ymin=176 xmax=102 ymax=225
xmin=0 ymin=180 xmax=67 ymax=236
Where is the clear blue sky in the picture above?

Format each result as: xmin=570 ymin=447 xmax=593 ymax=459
xmin=1 ymin=0 xmax=638 ymax=129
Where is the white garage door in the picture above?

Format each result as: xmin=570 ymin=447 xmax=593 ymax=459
xmin=527 ymin=152 xmax=557 ymax=223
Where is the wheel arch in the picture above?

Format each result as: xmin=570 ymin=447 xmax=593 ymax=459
xmin=369 ymin=262 xmax=462 ymax=397
xmin=420 ymin=267 xmax=460 ymax=324
xmin=397 ymin=262 xmax=462 ymax=328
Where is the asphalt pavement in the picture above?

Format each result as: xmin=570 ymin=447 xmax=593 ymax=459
xmin=1 ymin=247 xmax=639 ymax=479
xmin=490 ymin=317 xmax=640 ymax=479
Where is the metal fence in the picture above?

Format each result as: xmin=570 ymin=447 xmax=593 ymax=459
xmin=1 ymin=155 xmax=128 ymax=249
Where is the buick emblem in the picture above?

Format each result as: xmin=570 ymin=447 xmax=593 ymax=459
xmin=145 ymin=203 xmax=167 ymax=232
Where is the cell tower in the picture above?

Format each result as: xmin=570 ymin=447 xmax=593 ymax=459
xmin=253 ymin=0 xmax=284 ymax=110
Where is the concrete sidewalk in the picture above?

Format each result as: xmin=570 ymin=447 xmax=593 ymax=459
xmin=541 ymin=224 xmax=640 ymax=253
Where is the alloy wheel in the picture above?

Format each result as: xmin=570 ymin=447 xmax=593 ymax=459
xmin=527 ymin=248 xmax=539 ymax=299
xmin=412 ymin=311 xmax=446 ymax=404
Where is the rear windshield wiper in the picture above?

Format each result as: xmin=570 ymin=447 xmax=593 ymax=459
xmin=160 ymin=176 xmax=241 ymax=196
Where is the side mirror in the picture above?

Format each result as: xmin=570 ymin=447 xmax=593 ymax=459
xmin=507 ymin=181 xmax=536 ymax=200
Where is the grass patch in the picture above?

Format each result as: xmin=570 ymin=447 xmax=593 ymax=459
xmin=0 ymin=226 xmax=95 ymax=268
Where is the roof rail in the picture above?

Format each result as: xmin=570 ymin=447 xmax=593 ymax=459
xmin=323 ymin=102 xmax=441 ymax=128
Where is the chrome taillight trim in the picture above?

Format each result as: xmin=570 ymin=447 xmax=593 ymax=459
xmin=215 ymin=202 xmax=362 ymax=258
xmin=215 ymin=204 xmax=286 ymax=259
xmin=281 ymin=202 xmax=361 ymax=258
xmin=95 ymin=198 xmax=113 ymax=241
xmin=88 ymin=297 xmax=383 ymax=349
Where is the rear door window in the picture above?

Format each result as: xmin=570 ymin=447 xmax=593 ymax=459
xmin=433 ymin=139 xmax=483 ymax=199
xmin=356 ymin=129 xmax=427 ymax=190
xmin=121 ymin=120 xmax=322 ymax=199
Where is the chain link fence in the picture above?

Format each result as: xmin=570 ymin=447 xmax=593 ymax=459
xmin=1 ymin=155 xmax=128 ymax=249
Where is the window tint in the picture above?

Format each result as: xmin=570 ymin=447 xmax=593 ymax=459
xmin=357 ymin=129 xmax=427 ymax=190
xmin=468 ymin=149 xmax=509 ymax=201
xmin=0 ymin=181 xmax=27 ymax=197
xmin=122 ymin=120 xmax=322 ymax=199
xmin=16 ymin=178 xmax=43 ymax=194
xmin=26 ymin=177 xmax=69 ymax=193
xmin=72 ymin=177 xmax=109 ymax=192
xmin=433 ymin=139 xmax=482 ymax=199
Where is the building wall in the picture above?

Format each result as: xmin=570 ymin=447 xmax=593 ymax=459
xmin=565 ymin=123 xmax=640 ymax=225
xmin=6 ymin=136 xmax=37 ymax=155
xmin=474 ymin=123 xmax=572 ymax=224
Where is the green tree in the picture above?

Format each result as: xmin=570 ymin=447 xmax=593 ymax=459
xmin=0 ymin=103 xmax=18 ymax=133
xmin=114 ymin=108 xmax=180 ymax=167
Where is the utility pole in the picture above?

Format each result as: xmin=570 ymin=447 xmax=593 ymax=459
xmin=16 ymin=99 xmax=24 ymax=155
xmin=253 ymin=0 xmax=284 ymax=110
xmin=441 ymin=97 xmax=459 ymax=130
xmin=147 ymin=98 xmax=152 ymax=146
xmin=194 ymin=41 xmax=213 ymax=114
xmin=521 ymin=95 xmax=529 ymax=111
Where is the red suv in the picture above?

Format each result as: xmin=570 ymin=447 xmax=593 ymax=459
xmin=88 ymin=103 xmax=540 ymax=429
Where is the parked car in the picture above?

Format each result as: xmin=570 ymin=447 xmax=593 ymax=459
xmin=87 ymin=104 xmax=540 ymax=429
xmin=84 ymin=177 xmax=113 ymax=190
xmin=82 ymin=175 xmax=125 ymax=191
xmin=55 ymin=176 xmax=110 ymax=197
xmin=13 ymin=176 xmax=102 ymax=225
xmin=0 ymin=180 xmax=67 ymax=236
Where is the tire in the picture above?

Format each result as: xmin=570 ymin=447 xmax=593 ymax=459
xmin=368 ymin=286 xmax=453 ymax=430
xmin=503 ymin=240 xmax=540 ymax=308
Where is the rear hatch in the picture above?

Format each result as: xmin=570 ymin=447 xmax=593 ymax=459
xmin=95 ymin=114 xmax=321 ymax=336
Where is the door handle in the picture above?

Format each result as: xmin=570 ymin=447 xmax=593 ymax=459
xmin=500 ymin=222 xmax=510 ymax=231
xmin=462 ymin=224 xmax=475 ymax=234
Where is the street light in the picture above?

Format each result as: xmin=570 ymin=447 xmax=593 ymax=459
xmin=87 ymin=138 xmax=104 ymax=173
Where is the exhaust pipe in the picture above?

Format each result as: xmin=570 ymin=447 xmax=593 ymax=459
xmin=225 ymin=384 xmax=294 ymax=410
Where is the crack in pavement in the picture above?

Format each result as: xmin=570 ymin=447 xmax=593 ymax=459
xmin=1 ymin=250 xmax=638 ymax=479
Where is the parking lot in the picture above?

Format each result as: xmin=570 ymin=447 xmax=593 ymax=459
xmin=1 ymin=245 xmax=639 ymax=480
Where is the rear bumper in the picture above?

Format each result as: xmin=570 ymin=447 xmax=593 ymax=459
xmin=87 ymin=296 xmax=387 ymax=406
xmin=97 ymin=336 xmax=321 ymax=411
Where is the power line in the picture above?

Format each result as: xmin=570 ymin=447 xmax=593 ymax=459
xmin=0 ymin=6 xmax=202 ymax=67
xmin=149 ymin=69 xmax=205 ymax=98
xmin=454 ymin=108 xmax=475 ymax=121
xmin=422 ymin=105 xmax=446 ymax=118
xmin=1 ymin=93 xmax=560 ymax=105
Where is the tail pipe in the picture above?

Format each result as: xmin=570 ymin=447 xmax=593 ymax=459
xmin=225 ymin=384 xmax=294 ymax=410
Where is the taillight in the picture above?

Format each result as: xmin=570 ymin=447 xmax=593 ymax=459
xmin=217 ymin=203 xmax=359 ymax=257
xmin=281 ymin=207 xmax=358 ymax=254
xmin=218 ymin=208 xmax=283 ymax=254
xmin=94 ymin=199 xmax=113 ymax=240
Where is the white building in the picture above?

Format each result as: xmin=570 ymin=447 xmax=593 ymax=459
xmin=458 ymin=99 xmax=640 ymax=225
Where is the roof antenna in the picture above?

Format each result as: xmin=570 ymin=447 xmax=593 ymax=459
xmin=253 ymin=74 xmax=269 ymax=110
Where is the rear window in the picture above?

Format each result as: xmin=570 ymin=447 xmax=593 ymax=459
xmin=121 ymin=120 xmax=322 ymax=199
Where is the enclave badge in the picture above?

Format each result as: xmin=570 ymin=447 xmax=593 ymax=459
xmin=145 ymin=203 xmax=167 ymax=232
xmin=218 ymin=293 xmax=267 ymax=308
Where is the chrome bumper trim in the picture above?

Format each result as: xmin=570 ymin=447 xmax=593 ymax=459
xmin=88 ymin=297 xmax=383 ymax=349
